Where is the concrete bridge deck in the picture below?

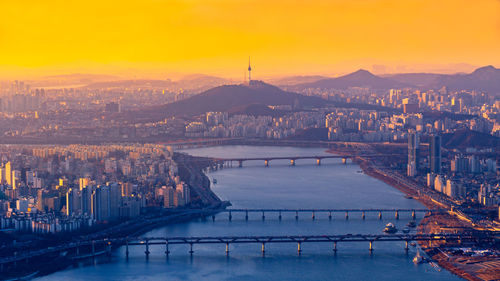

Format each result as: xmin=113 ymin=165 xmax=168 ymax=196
xmin=1 ymin=232 xmax=498 ymax=266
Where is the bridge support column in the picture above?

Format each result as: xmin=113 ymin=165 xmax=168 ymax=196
xmin=395 ymin=211 xmax=399 ymax=220
xmin=107 ymin=242 xmax=112 ymax=256
xmin=238 ymin=160 xmax=243 ymax=168
xmin=333 ymin=241 xmax=337 ymax=253
xmin=295 ymin=211 xmax=299 ymax=221
xmin=297 ymin=242 xmax=302 ymax=255
xmin=245 ymin=210 xmax=249 ymax=221
xmin=342 ymin=158 xmax=347 ymax=164
xmin=328 ymin=211 xmax=332 ymax=220
xmin=145 ymin=240 xmax=150 ymax=257
xmin=165 ymin=241 xmax=170 ymax=256
xmin=262 ymin=211 xmax=265 ymax=221
xmin=126 ymin=241 xmax=129 ymax=257
xmin=229 ymin=211 xmax=232 ymax=221
xmin=262 ymin=243 xmax=266 ymax=255
xmin=265 ymin=160 xmax=269 ymax=167
xmin=189 ymin=243 xmax=194 ymax=255
xmin=411 ymin=210 xmax=416 ymax=220
xmin=378 ymin=211 xmax=382 ymax=220
xmin=404 ymin=241 xmax=409 ymax=253
xmin=317 ymin=159 xmax=321 ymax=166
xmin=312 ymin=211 xmax=315 ymax=220
xmin=278 ymin=211 xmax=282 ymax=221
xmin=369 ymin=241 xmax=373 ymax=253
xmin=362 ymin=211 xmax=366 ymax=220
xmin=345 ymin=211 xmax=349 ymax=220
xmin=225 ymin=243 xmax=230 ymax=256
xmin=290 ymin=159 xmax=295 ymax=166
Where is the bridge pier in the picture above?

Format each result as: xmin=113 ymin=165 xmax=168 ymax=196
xmin=362 ymin=211 xmax=365 ymax=220
xmin=145 ymin=239 xmax=150 ymax=257
xmin=342 ymin=158 xmax=347 ymax=164
xmin=126 ymin=241 xmax=129 ymax=257
xmin=245 ymin=210 xmax=249 ymax=221
xmin=295 ymin=211 xmax=299 ymax=221
xmin=317 ymin=158 xmax=321 ymax=166
xmin=261 ymin=243 xmax=266 ymax=255
xmin=297 ymin=242 xmax=302 ymax=255
xmin=328 ymin=211 xmax=332 ymax=220
xmin=378 ymin=211 xmax=382 ymax=220
xmin=238 ymin=160 xmax=243 ymax=168
xmin=226 ymin=243 xmax=230 ymax=256
xmin=279 ymin=211 xmax=282 ymax=221
xmin=165 ymin=241 xmax=170 ymax=256
xmin=345 ymin=211 xmax=349 ymax=220
xmin=229 ymin=211 xmax=232 ymax=221
xmin=312 ymin=211 xmax=315 ymax=220
xmin=411 ymin=210 xmax=416 ymax=220
xmin=107 ymin=242 xmax=112 ymax=256
xmin=404 ymin=241 xmax=409 ymax=253
xmin=290 ymin=159 xmax=295 ymax=166
xmin=265 ymin=160 xmax=269 ymax=167
xmin=369 ymin=241 xmax=374 ymax=253
xmin=395 ymin=211 xmax=399 ymax=220
xmin=189 ymin=243 xmax=194 ymax=255
xmin=262 ymin=211 xmax=265 ymax=221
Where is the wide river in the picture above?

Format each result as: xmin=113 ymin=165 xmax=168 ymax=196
xmin=38 ymin=146 xmax=461 ymax=280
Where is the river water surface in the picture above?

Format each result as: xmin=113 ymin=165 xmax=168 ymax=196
xmin=38 ymin=146 xmax=460 ymax=281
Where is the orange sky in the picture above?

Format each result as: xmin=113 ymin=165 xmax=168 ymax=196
xmin=0 ymin=0 xmax=499 ymax=79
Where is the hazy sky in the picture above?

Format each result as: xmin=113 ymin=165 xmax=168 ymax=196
xmin=0 ymin=0 xmax=499 ymax=79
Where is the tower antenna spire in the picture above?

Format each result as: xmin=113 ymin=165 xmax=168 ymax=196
xmin=248 ymin=56 xmax=252 ymax=83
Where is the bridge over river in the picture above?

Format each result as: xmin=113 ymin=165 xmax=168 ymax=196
xmin=213 ymin=154 xmax=397 ymax=167
xmin=1 ymin=232 xmax=498 ymax=270
xmin=207 ymin=208 xmax=442 ymax=221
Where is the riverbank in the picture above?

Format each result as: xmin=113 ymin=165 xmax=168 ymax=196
xmin=326 ymin=145 xmax=499 ymax=281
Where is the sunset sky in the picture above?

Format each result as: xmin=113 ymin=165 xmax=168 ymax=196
xmin=0 ymin=0 xmax=499 ymax=79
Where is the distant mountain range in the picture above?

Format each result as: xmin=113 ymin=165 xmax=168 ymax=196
xmin=386 ymin=65 xmax=500 ymax=94
xmin=292 ymin=69 xmax=411 ymax=90
xmin=125 ymin=80 xmax=394 ymax=122
xmin=290 ymin=65 xmax=500 ymax=95
xmin=267 ymin=75 xmax=328 ymax=86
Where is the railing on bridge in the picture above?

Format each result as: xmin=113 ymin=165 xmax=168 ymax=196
xmin=198 ymin=208 xmax=442 ymax=221
xmin=211 ymin=154 xmax=397 ymax=168
xmin=122 ymin=232 xmax=498 ymax=257
xmin=1 ymin=231 xmax=498 ymax=268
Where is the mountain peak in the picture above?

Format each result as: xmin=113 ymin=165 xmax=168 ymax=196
xmin=350 ymin=69 xmax=374 ymax=76
xmin=472 ymin=65 xmax=497 ymax=74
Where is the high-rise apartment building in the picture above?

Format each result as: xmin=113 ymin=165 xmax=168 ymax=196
xmin=429 ymin=135 xmax=441 ymax=174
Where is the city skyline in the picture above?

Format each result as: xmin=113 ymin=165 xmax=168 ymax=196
xmin=0 ymin=0 xmax=500 ymax=79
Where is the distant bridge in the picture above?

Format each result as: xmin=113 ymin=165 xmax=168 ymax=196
xmin=213 ymin=154 xmax=396 ymax=167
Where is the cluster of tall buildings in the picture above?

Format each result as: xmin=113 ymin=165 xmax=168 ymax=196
xmin=0 ymin=144 xmax=195 ymax=234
